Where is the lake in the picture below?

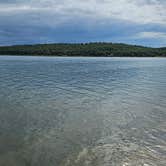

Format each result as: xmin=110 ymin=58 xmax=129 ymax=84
xmin=0 ymin=56 xmax=166 ymax=166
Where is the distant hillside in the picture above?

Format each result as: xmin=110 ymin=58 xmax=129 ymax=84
xmin=0 ymin=43 xmax=166 ymax=57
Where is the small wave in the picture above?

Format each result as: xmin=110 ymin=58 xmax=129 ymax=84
xmin=62 ymin=141 xmax=166 ymax=166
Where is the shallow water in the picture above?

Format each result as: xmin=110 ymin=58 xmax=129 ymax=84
xmin=0 ymin=56 xmax=166 ymax=166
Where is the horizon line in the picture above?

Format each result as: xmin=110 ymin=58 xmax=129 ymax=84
xmin=0 ymin=42 xmax=165 ymax=49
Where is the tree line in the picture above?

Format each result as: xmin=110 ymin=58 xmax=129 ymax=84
xmin=0 ymin=42 xmax=165 ymax=57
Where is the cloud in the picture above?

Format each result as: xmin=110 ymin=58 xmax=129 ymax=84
xmin=0 ymin=0 xmax=166 ymax=25
xmin=136 ymin=31 xmax=166 ymax=39
xmin=0 ymin=0 xmax=166 ymax=46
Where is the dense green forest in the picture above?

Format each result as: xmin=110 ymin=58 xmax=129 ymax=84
xmin=0 ymin=43 xmax=166 ymax=57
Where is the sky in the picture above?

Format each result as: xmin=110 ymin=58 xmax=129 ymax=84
xmin=0 ymin=0 xmax=166 ymax=47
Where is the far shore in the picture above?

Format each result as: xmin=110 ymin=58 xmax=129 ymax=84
xmin=0 ymin=42 xmax=165 ymax=57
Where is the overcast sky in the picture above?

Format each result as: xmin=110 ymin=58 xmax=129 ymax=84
xmin=0 ymin=0 xmax=166 ymax=47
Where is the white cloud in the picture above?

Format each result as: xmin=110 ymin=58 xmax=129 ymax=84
xmin=0 ymin=0 xmax=166 ymax=25
xmin=135 ymin=31 xmax=166 ymax=39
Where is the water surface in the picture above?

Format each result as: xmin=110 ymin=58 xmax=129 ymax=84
xmin=0 ymin=56 xmax=166 ymax=166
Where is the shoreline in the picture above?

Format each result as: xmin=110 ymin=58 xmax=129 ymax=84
xmin=0 ymin=43 xmax=165 ymax=58
xmin=0 ymin=55 xmax=166 ymax=58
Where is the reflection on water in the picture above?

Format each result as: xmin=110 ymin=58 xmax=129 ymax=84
xmin=0 ymin=56 xmax=166 ymax=166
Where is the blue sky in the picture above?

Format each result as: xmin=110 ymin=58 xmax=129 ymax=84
xmin=0 ymin=0 xmax=166 ymax=47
